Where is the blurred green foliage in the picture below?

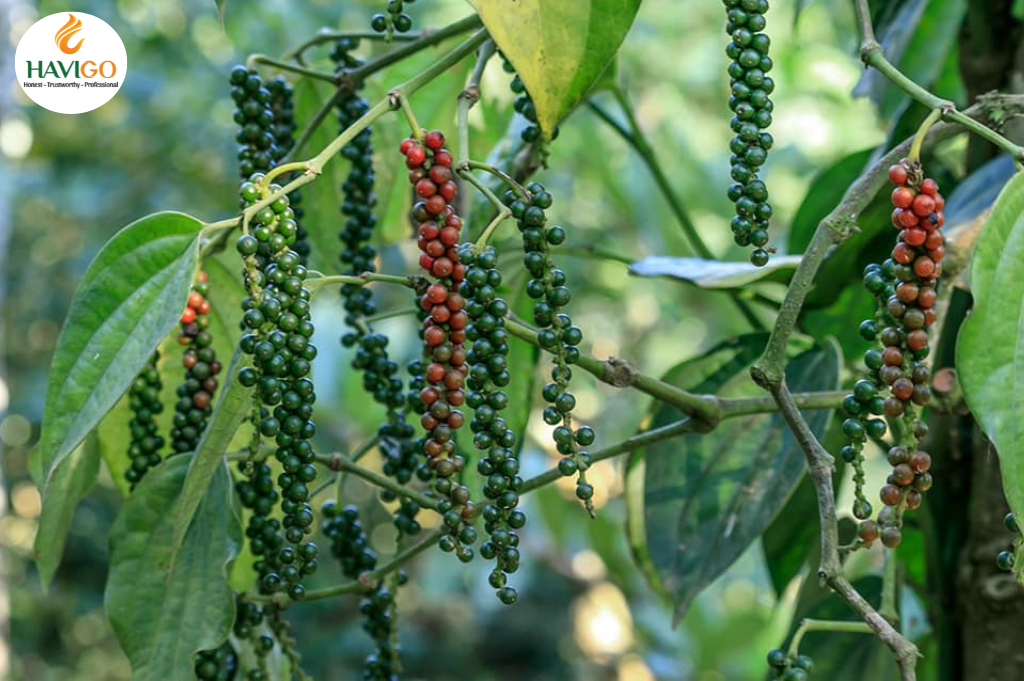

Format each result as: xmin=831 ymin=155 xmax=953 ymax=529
xmin=1 ymin=0 xmax=890 ymax=679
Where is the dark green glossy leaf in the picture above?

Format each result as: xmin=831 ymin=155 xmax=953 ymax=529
xmin=625 ymin=334 xmax=768 ymax=603
xmin=789 ymin=149 xmax=874 ymax=253
xmin=626 ymin=337 xmax=839 ymax=619
xmin=957 ymin=171 xmax=1024 ymax=535
xmin=107 ymin=455 xmax=239 ymax=681
xmin=468 ymin=0 xmax=640 ymax=138
xmin=34 ymin=437 xmax=100 ymax=588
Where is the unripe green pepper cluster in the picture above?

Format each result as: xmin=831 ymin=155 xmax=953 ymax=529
xmin=457 ymin=244 xmax=525 ymax=604
xmin=229 ymin=67 xmax=288 ymax=180
xmin=194 ymin=642 xmax=239 ymax=681
xmin=766 ymin=648 xmax=815 ymax=680
xmin=501 ymin=183 xmax=595 ymax=512
xmin=403 ymin=130 xmax=478 ymax=561
xmin=234 ymin=176 xmax=320 ymax=600
xmin=501 ymin=55 xmax=555 ymax=144
xmin=371 ymin=0 xmax=415 ymax=35
xmin=844 ymin=159 xmax=944 ymax=549
xmin=321 ymin=501 xmax=401 ymax=680
xmin=332 ymin=39 xmax=422 ymax=538
xmin=125 ymin=352 xmax=164 ymax=488
xmin=723 ymin=0 xmax=776 ymax=266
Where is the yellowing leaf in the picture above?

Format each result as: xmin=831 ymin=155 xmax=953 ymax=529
xmin=469 ymin=0 xmax=640 ymax=138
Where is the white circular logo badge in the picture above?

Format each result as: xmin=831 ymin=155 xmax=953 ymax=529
xmin=15 ymin=12 xmax=127 ymax=115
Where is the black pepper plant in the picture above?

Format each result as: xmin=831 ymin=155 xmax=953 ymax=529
xmin=31 ymin=3 xmax=1024 ymax=681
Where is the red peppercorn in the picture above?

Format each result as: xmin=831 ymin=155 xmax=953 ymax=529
xmin=892 ymin=187 xmax=915 ymax=209
xmin=911 ymin=194 xmax=935 ymax=217
xmin=420 ymin=221 xmax=440 ymax=240
xmin=425 ymin=195 xmax=447 ymax=215
xmin=888 ymin=164 xmax=909 ymax=186
xmin=424 ymin=325 xmax=446 ymax=347
xmin=893 ymin=242 xmax=915 ymax=264
xmin=425 ymin=130 xmax=446 ymax=150
xmin=913 ymin=256 xmax=936 ymax=279
xmin=903 ymin=228 xmax=926 ymax=247
xmin=920 ymin=178 xmax=938 ymax=196
xmin=415 ymin=179 xmax=437 ymax=198
xmin=433 ymin=149 xmax=453 ymax=167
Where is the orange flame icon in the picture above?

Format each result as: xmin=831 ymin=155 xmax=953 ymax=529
xmin=55 ymin=14 xmax=84 ymax=55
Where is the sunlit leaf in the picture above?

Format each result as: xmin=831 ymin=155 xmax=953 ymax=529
xmin=468 ymin=0 xmax=641 ymax=138
xmin=957 ymin=171 xmax=1024 ymax=538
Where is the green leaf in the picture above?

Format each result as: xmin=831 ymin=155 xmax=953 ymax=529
xmin=171 ymin=346 xmax=254 ymax=559
xmin=789 ymin=149 xmax=874 ymax=253
xmin=468 ymin=0 xmax=641 ymax=138
xmin=629 ymin=255 xmax=802 ymax=289
xmin=626 ymin=333 xmax=769 ymax=604
xmin=39 ymin=212 xmax=204 ymax=485
xmin=106 ymin=455 xmax=239 ymax=681
xmin=626 ymin=337 xmax=840 ymax=619
xmin=957 ymin=171 xmax=1024 ymax=533
xmin=34 ymin=437 xmax=101 ymax=588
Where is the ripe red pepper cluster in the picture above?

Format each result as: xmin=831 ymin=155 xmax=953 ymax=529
xmin=402 ymin=130 xmax=469 ymax=461
xmin=874 ymin=160 xmax=943 ymax=547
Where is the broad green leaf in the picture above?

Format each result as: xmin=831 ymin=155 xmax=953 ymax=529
xmin=106 ymin=456 xmax=239 ymax=681
xmin=789 ymin=149 xmax=874 ymax=253
xmin=39 ymin=212 xmax=204 ymax=485
xmin=34 ymin=437 xmax=101 ymax=588
xmin=626 ymin=333 xmax=769 ymax=604
xmin=957 ymin=171 xmax=1024 ymax=532
xmin=629 ymin=255 xmax=802 ymax=289
xmin=468 ymin=0 xmax=641 ymax=138
xmin=626 ymin=337 xmax=839 ymax=619
xmin=172 ymin=346 xmax=254 ymax=558
xmin=774 ymin=576 xmax=897 ymax=680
